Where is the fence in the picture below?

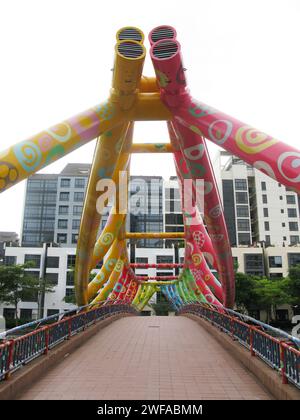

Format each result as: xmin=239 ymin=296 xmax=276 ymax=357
xmin=0 ymin=303 xmax=137 ymax=381
xmin=179 ymin=304 xmax=300 ymax=390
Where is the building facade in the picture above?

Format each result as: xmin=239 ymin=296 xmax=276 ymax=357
xmin=218 ymin=152 xmax=300 ymax=247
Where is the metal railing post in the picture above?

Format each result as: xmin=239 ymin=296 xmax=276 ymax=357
xmin=44 ymin=326 xmax=49 ymax=355
xmin=5 ymin=340 xmax=14 ymax=380
xmin=279 ymin=341 xmax=288 ymax=384
xmin=250 ymin=326 xmax=255 ymax=357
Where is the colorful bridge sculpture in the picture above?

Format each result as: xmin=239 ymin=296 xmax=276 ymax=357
xmin=1 ymin=26 xmax=300 ymax=314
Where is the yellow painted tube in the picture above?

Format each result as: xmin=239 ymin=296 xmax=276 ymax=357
xmin=140 ymin=76 xmax=159 ymax=92
xmin=138 ymin=285 xmax=158 ymax=311
xmin=90 ymin=146 xmax=131 ymax=270
xmin=130 ymin=143 xmax=173 ymax=153
xmin=91 ymin=241 xmax=126 ymax=304
xmin=75 ymin=123 xmax=131 ymax=305
xmin=87 ymin=239 xmax=120 ymax=300
xmin=0 ymin=102 xmax=125 ymax=194
xmin=116 ymin=27 xmax=145 ymax=44
xmin=111 ymin=40 xmax=146 ymax=110
xmin=131 ymin=93 xmax=172 ymax=121
xmin=132 ymin=284 xmax=144 ymax=307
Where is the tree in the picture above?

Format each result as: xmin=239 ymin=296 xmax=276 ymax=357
xmin=286 ymin=264 xmax=300 ymax=310
xmin=234 ymin=272 xmax=260 ymax=313
xmin=0 ymin=263 xmax=54 ymax=326
xmin=253 ymin=278 xmax=291 ymax=323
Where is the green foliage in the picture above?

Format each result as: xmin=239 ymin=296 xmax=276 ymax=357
xmin=285 ymin=264 xmax=300 ymax=307
xmin=0 ymin=263 xmax=54 ymax=325
xmin=151 ymin=301 xmax=173 ymax=316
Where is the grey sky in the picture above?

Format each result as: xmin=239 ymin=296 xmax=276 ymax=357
xmin=0 ymin=0 xmax=299 ymax=236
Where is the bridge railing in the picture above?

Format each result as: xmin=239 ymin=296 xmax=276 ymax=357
xmin=179 ymin=304 xmax=300 ymax=390
xmin=0 ymin=303 xmax=137 ymax=381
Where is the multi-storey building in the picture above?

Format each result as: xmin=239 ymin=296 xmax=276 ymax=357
xmin=218 ymin=152 xmax=300 ymax=247
xmin=22 ymin=167 xmax=183 ymax=248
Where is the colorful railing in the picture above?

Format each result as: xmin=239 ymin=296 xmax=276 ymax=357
xmin=0 ymin=303 xmax=137 ymax=381
xmin=178 ymin=304 xmax=300 ymax=390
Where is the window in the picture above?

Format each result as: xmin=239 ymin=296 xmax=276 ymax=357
xmin=244 ymin=254 xmax=264 ymax=276
xmin=45 ymin=273 xmax=58 ymax=285
xmin=262 ymin=194 xmax=268 ymax=204
xmin=281 ymin=209 xmax=284 ymax=214
xmin=5 ymin=256 xmax=16 ymax=265
xmin=286 ymin=195 xmax=296 ymax=204
xmin=74 ymin=192 xmax=84 ymax=202
xmin=235 ymin=192 xmax=248 ymax=204
xmin=72 ymin=219 xmax=81 ymax=230
xmin=47 ymin=309 xmax=59 ymax=317
xmin=75 ymin=178 xmax=85 ymax=188
xmin=263 ymin=208 xmax=269 ymax=217
xmin=73 ymin=206 xmax=82 ymax=216
xmin=290 ymin=236 xmax=300 ymax=245
xmin=59 ymin=192 xmax=69 ymax=201
xmin=276 ymin=309 xmax=289 ymax=321
xmin=289 ymin=222 xmax=299 ymax=231
xmin=20 ymin=309 xmax=33 ymax=320
xmin=238 ymin=233 xmax=251 ymax=245
xmin=58 ymin=219 xmax=68 ymax=229
xmin=165 ymin=214 xmax=184 ymax=225
xmin=26 ymin=270 xmax=40 ymax=279
xmin=270 ymin=273 xmax=283 ymax=279
xmin=136 ymin=257 xmax=148 ymax=264
xmin=265 ymin=235 xmax=271 ymax=245
xmin=3 ymin=308 xmax=15 ymax=319
xmin=157 ymin=255 xmax=173 ymax=264
xmin=279 ymin=196 xmax=283 ymax=200
xmin=72 ymin=234 xmax=78 ymax=244
xmin=261 ymin=181 xmax=266 ymax=191
xmin=65 ymin=287 xmax=75 ymax=297
xmin=282 ymin=223 xmax=285 ymax=227
xmin=67 ymin=255 xmax=76 ymax=268
xmin=288 ymin=253 xmax=300 ymax=267
xmin=47 ymin=257 xmax=59 ymax=268
xmin=236 ymin=206 xmax=249 ymax=217
xmin=269 ymin=256 xmax=282 ymax=268
xmin=264 ymin=221 xmax=270 ymax=231
xmin=24 ymin=254 xmax=41 ymax=268
xmin=58 ymin=205 xmax=68 ymax=215
xmin=57 ymin=233 xmax=67 ymax=244
xmin=234 ymin=179 xmax=247 ymax=190
xmin=237 ymin=219 xmax=250 ymax=231
xmin=165 ymin=225 xmax=184 ymax=232
xmin=66 ymin=271 xmax=74 ymax=286
xmin=60 ymin=178 xmax=70 ymax=188
xmin=156 ymin=272 xmax=174 ymax=277
xmin=288 ymin=208 xmax=297 ymax=218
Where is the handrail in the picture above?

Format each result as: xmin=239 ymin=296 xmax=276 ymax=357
xmin=0 ymin=301 xmax=107 ymax=340
xmin=211 ymin=303 xmax=300 ymax=349
xmin=0 ymin=303 xmax=138 ymax=381
xmin=179 ymin=303 xmax=300 ymax=390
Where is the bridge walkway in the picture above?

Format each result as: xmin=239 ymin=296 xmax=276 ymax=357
xmin=18 ymin=316 xmax=272 ymax=400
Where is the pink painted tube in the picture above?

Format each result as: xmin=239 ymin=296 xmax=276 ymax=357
xmin=171 ymin=120 xmax=234 ymax=307
xmin=172 ymin=149 xmax=224 ymax=303
xmin=148 ymin=25 xmax=177 ymax=46
xmin=168 ymin=122 xmax=219 ymax=271
xmin=150 ymin=37 xmax=300 ymax=195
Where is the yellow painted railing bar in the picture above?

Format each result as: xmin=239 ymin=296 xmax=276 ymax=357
xmin=130 ymin=143 xmax=173 ymax=153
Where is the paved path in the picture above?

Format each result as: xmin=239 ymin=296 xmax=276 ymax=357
xmin=19 ymin=316 xmax=272 ymax=400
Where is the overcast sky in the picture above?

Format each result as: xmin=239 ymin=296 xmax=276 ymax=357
xmin=0 ymin=0 xmax=300 ymax=236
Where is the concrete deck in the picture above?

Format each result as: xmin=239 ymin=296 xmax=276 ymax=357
xmin=18 ymin=316 xmax=273 ymax=400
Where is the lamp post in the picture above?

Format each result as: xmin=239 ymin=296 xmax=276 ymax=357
xmin=38 ymin=242 xmax=50 ymax=319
